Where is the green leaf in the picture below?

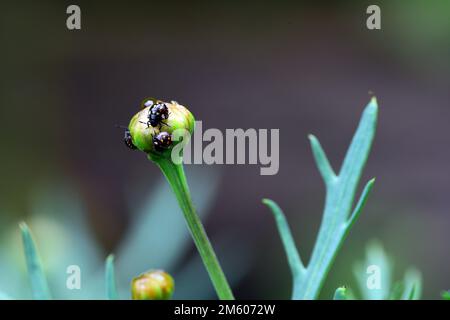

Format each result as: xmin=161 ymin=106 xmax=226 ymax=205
xmin=353 ymin=242 xmax=422 ymax=300
xmin=442 ymin=290 xmax=450 ymax=300
xmin=400 ymin=269 xmax=422 ymax=300
xmin=27 ymin=182 xmax=103 ymax=299
xmin=337 ymin=97 xmax=378 ymax=194
xmin=346 ymin=178 xmax=375 ymax=230
xmin=265 ymin=98 xmax=378 ymax=300
xmin=262 ymin=199 xmax=305 ymax=289
xmin=333 ymin=286 xmax=354 ymax=300
xmin=353 ymin=241 xmax=393 ymax=300
xmin=20 ymin=222 xmax=51 ymax=300
xmin=105 ymin=254 xmax=118 ymax=300
xmin=308 ymin=134 xmax=337 ymax=186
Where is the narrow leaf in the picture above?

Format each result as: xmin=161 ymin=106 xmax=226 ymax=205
xmin=346 ymin=178 xmax=375 ymax=229
xmin=308 ymin=134 xmax=336 ymax=185
xmin=105 ymin=254 xmax=118 ymax=300
xmin=401 ymin=269 xmax=422 ymax=300
xmin=20 ymin=222 xmax=51 ymax=300
xmin=296 ymin=99 xmax=378 ymax=299
xmin=266 ymin=99 xmax=378 ymax=300
xmin=263 ymin=199 xmax=305 ymax=277
xmin=337 ymin=97 xmax=378 ymax=214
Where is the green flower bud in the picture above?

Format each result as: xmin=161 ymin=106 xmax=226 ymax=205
xmin=131 ymin=270 xmax=175 ymax=300
xmin=126 ymin=98 xmax=234 ymax=300
xmin=128 ymin=99 xmax=195 ymax=158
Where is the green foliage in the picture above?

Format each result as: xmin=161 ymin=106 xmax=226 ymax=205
xmin=0 ymin=169 xmax=247 ymax=300
xmin=353 ymin=241 xmax=422 ymax=300
xmin=353 ymin=241 xmax=392 ymax=300
xmin=105 ymin=255 xmax=118 ymax=300
xmin=333 ymin=286 xmax=354 ymax=300
xmin=400 ymin=269 xmax=422 ymax=300
xmin=20 ymin=222 xmax=52 ymax=300
xmin=264 ymin=98 xmax=378 ymax=299
xmin=0 ymin=97 xmax=433 ymax=300
xmin=442 ymin=290 xmax=450 ymax=300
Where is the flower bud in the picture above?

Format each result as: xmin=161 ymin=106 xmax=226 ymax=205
xmin=131 ymin=270 xmax=175 ymax=300
xmin=128 ymin=99 xmax=195 ymax=157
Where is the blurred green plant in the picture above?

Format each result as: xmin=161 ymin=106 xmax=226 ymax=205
xmin=383 ymin=0 xmax=450 ymax=73
xmin=105 ymin=255 xmax=118 ymax=300
xmin=333 ymin=286 xmax=354 ymax=300
xmin=19 ymin=223 xmax=51 ymax=300
xmin=264 ymin=98 xmax=378 ymax=299
xmin=0 ymin=169 xmax=249 ymax=299
xmin=442 ymin=290 xmax=450 ymax=300
xmin=0 ymin=97 xmax=436 ymax=301
xmin=351 ymin=241 xmax=422 ymax=300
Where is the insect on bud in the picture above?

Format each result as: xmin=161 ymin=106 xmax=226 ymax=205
xmin=131 ymin=270 xmax=175 ymax=300
xmin=127 ymin=99 xmax=195 ymax=157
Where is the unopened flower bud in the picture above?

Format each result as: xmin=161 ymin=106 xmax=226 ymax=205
xmin=127 ymin=98 xmax=195 ymax=158
xmin=131 ymin=270 xmax=175 ymax=300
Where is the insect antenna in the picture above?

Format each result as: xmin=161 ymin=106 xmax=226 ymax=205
xmin=139 ymin=121 xmax=150 ymax=127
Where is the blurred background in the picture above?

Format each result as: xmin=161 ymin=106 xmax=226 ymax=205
xmin=0 ymin=0 xmax=449 ymax=299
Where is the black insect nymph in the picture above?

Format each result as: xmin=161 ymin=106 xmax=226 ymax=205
xmin=124 ymin=128 xmax=137 ymax=150
xmin=153 ymin=131 xmax=172 ymax=151
xmin=143 ymin=99 xmax=169 ymax=128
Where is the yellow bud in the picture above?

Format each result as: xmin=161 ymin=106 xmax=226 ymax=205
xmin=128 ymin=99 xmax=195 ymax=157
xmin=131 ymin=270 xmax=175 ymax=300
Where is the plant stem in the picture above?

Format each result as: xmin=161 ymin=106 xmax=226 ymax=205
xmin=149 ymin=154 xmax=234 ymax=300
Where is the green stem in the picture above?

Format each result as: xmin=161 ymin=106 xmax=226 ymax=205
xmin=149 ymin=154 xmax=234 ymax=300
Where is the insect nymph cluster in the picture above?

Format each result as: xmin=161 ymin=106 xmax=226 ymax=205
xmin=124 ymin=98 xmax=173 ymax=152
